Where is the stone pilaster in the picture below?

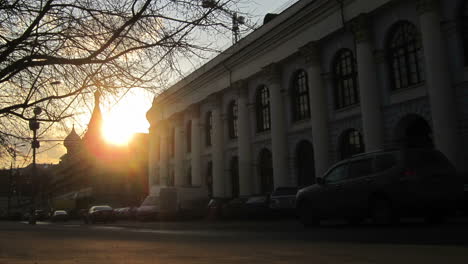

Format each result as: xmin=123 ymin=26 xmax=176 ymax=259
xmin=234 ymin=80 xmax=254 ymax=195
xmin=417 ymin=0 xmax=460 ymax=168
xmin=209 ymin=94 xmax=226 ymax=197
xmin=263 ymin=63 xmax=288 ymax=189
xmin=299 ymin=41 xmax=331 ymax=177
xmin=172 ymin=113 xmax=185 ymax=186
xmin=158 ymin=120 xmax=169 ymax=187
xmin=188 ymin=104 xmax=202 ymax=186
xmin=351 ymin=13 xmax=384 ymax=152
xmin=148 ymin=126 xmax=160 ymax=188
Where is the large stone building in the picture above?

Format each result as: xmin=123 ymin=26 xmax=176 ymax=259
xmin=146 ymin=0 xmax=468 ymax=202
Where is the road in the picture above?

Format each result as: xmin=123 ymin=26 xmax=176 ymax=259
xmin=1 ymin=219 xmax=468 ymax=264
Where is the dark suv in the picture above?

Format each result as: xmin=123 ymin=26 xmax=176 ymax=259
xmin=296 ymin=148 xmax=463 ymax=226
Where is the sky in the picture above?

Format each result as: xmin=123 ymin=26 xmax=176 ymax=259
xmin=6 ymin=0 xmax=299 ymax=168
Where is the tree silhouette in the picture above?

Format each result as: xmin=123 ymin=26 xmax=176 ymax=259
xmin=0 ymin=0 xmax=247 ymax=162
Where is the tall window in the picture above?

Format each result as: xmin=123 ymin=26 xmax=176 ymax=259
xmin=230 ymin=156 xmax=239 ymax=198
xmin=333 ymin=49 xmax=359 ymax=109
xmin=168 ymin=166 xmax=175 ymax=186
xmin=169 ymin=127 xmax=175 ymax=158
xmin=187 ymin=166 xmax=192 ymax=186
xmin=291 ymin=70 xmax=311 ymax=121
xmin=258 ymin=148 xmax=274 ymax=194
xmin=206 ymin=161 xmax=213 ymax=198
xmin=339 ymin=129 xmax=365 ymax=160
xmin=186 ymin=120 xmax=192 ymax=153
xmin=205 ymin=112 xmax=212 ymax=146
xmin=228 ymin=100 xmax=238 ymax=139
xmin=387 ymin=21 xmax=425 ymax=90
xmin=256 ymin=85 xmax=271 ymax=132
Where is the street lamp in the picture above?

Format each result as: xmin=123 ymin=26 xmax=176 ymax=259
xmin=28 ymin=106 xmax=42 ymax=225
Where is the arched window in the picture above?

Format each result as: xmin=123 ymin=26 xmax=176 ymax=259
xmin=205 ymin=112 xmax=212 ymax=146
xmin=186 ymin=120 xmax=192 ymax=153
xmin=258 ymin=148 xmax=274 ymax=194
xmin=339 ymin=129 xmax=365 ymax=160
xmin=387 ymin=21 xmax=425 ymax=90
xmin=227 ymin=100 xmax=238 ymax=139
xmin=230 ymin=156 xmax=239 ymax=198
xmin=256 ymin=85 xmax=271 ymax=132
xmin=291 ymin=70 xmax=311 ymax=121
xmin=333 ymin=49 xmax=359 ymax=109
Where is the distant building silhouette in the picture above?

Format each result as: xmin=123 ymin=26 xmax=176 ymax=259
xmin=48 ymin=91 xmax=148 ymax=213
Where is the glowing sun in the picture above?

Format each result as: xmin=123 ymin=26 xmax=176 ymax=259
xmin=101 ymin=92 xmax=151 ymax=145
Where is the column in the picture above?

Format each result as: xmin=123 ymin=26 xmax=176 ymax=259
xmin=159 ymin=120 xmax=169 ymax=187
xmin=352 ymin=14 xmax=384 ymax=152
xmin=299 ymin=42 xmax=331 ymax=176
xmin=235 ymin=80 xmax=253 ymax=196
xmin=417 ymin=0 xmax=459 ymax=167
xmin=148 ymin=126 xmax=160 ymax=187
xmin=190 ymin=105 xmax=202 ymax=186
xmin=211 ymin=95 xmax=226 ymax=197
xmin=173 ymin=114 xmax=185 ymax=186
xmin=263 ymin=63 xmax=288 ymax=188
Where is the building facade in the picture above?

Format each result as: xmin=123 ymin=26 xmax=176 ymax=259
xmin=146 ymin=0 xmax=468 ymax=200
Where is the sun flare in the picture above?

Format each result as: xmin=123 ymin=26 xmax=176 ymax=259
xmin=101 ymin=91 xmax=151 ymax=145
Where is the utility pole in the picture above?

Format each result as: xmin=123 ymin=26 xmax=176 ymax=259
xmin=28 ymin=106 xmax=42 ymax=225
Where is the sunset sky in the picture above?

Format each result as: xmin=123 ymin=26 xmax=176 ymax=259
xmin=7 ymin=0 xmax=299 ymax=168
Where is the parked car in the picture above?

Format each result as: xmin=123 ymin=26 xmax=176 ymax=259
xmin=245 ymin=195 xmax=272 ymax=219
xmin=51 ymin=210 xmax=68 ymax=222
xmin=222 ymin=197 xmax=248 ymax=219
xmin=136 ymin=196 xmax=159 ymax=221
xmin=206 ymin=198 xmax=230 ymax=220
xmin=269 ymin=187 xmax=298 ymax=217
xmin=296 ymin=148 xmax=464 ymax=226
xmin=87 ymin=205 xmax=114 ymax=224
xmin=34 ymin=210 xmax=48 ymax=221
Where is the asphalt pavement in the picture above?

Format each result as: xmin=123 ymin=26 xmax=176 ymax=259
xmin=1 ymin=217 xmax=468 ymax=264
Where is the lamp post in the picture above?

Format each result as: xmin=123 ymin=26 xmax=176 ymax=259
xmin=28 ymin=106 xmax=42 ymax=225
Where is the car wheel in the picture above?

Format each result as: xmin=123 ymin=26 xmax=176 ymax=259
xmin=371 ymin=198 xmax=396 ymax=225
xmin=297 ymin=202 xmax=319 ymax=228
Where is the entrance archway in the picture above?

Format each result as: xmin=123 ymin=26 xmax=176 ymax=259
xmin=395 ymin=114 xmax=433 ymax=148
xmin=258 ymin=148 xmax=273 ymax=194
xmin=295 ymin=140 xmax=315 ymax=187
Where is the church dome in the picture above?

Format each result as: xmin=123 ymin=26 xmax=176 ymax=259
xmin=64 ymin=125 xmax=81 ymax=151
